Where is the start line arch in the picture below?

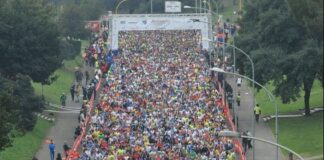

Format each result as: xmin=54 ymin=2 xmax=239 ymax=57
xmin=108 ymin=13 xmax=212 ymax=50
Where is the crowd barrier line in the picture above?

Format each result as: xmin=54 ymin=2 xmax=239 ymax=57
xmin=67 ymin=77 xmax=103 ymax=160
xmin=218 ymin=81 xmax=246 ymax=160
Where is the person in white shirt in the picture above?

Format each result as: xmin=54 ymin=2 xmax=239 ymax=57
xmin=236 ymin=77 xmax=242 ymax=87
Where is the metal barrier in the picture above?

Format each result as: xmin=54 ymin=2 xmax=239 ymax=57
xmin=218 ymin=81 xmax=246 ymax=160
xmin=66 ymin=78 xmax=102 ymax=160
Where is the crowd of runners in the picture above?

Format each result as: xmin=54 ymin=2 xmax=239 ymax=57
xmin=74 ymin=30 xmax=236 ymax=160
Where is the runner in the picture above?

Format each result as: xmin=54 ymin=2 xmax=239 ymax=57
xmin=77 ymin=30 xmax=235 ymax=159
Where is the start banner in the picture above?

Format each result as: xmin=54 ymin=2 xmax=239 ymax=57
xmin=110 ymin=14 xmax=211 ymax=50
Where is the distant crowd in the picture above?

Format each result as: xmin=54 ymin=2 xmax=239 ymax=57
xmin=71 ymin=30 xmax=236 ymax=160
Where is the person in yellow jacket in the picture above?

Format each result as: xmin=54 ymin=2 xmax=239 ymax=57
xmin=254 ymin=104 xmax=261 ymax=123
xmin=226 ymin=151 xmax=236 ymax=160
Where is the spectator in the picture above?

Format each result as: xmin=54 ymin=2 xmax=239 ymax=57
xmin=60 ymin=93 xmax=66 ymax=107
xmin=236 ymin=93 xmax=241 ymax=106
xmin=237 ymin=77 xmax=242 ymax=87
xmin=85 ymin=70 xmax=90 ymax=85
xmin=48 ymin=139 xmax=55 ymax=160
xmin=56 ymin=153 xmax=62 ymax=160
xmin=242 ymin=131 xmax=248 ymax=154
xmin=254 ymin=104 xmax=261 ymax=123
xmin=70 ymin=84 xmax=75 ymax=101
xmin=63 ymin=141 xmax=70 ymax=158
xmin=74 ymin=126 xmax=81 ymax=140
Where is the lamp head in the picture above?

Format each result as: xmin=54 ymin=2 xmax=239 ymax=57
xmin=210 ymin=67 xmax=225 ymax=73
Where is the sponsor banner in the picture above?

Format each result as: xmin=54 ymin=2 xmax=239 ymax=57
xmin=111 ymin=15 xmax=210 ymax=50
xmin=165 ymin=1 xmax=181 ymax=13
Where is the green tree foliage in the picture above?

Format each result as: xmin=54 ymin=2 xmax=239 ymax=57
xmin=0 ymin=75 xmax=44 ymax=150
xmin=235 ymin=0 xmax=323 ymax=116
xmin=0 ymin=0 xmax=57 ymax=150
xmin=102 ymin=0 xmax=197 ymax=14
xmin=79 ymin=0 xmax=105 ymax=20
xmin=13 ymin=75 xmax=45 ymax=131
xmin=0 ymin=0 xmax=62 ymax=83
xmin=0 ymin=82 xmax=17 ymax=151
xmin=59 ymin=4 xmax=88 ymax=39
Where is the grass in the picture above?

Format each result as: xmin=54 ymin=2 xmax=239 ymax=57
xmin=33 ymin=69 xmax=74 ymax=104
xmin=0 ymin=40 xmax=89 ymax=160
xmin=0 ymin=118 xmax=52 ymax=160
xmin=255 ymin=80 xmax=323 ymax=115
xmin=33 ymin=40 xmax=88 ymax=104
xmin=268 ymin=111 xmax=323 ymax=157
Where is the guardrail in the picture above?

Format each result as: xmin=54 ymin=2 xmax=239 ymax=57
xmin=218 ymin=81 xmax=246 ymax=160
xmin=67 ymin=78 xmax=102 ymax=160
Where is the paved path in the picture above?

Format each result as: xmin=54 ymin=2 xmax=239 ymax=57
xmin=305 ymin=155 xmax=323 ymax=160
xmin=35 ymin=66 xmax=93 ymax=160
xmin=226 ymin=75 xmax=285 ymax=160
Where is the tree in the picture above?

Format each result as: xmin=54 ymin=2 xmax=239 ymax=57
xmin=13 ymin=75 xmax=45 ymax=131
xmin=0 ymin=0 xmax=56 ymax=149
xmin=79 ymin=0 xmax=105 ymax=20
xmin=0 ymin=74 xmax=45 ymax=150
xmin=235 ymin=0 xmax=323 ymax=116
xmin=59 ymin=3 xmax=88 ymax=39
xmin=0 ymin=0 xmax=63 ymax=83
xmin=0 ymin=79 xmax=18 ymax=151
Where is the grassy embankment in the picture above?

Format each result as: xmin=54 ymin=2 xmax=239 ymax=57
xmin=0 ymin=40 xmax=88 ymax=160
xmin=255 ymin=80 xmax=323 ymax=157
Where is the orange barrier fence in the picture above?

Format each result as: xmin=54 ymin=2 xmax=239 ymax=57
xmin=67 ymin=78 xmax=102 ymax=160
xmin=218 ymin=81 xmax=246 ymax=160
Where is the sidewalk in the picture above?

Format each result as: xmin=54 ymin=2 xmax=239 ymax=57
xmin=226 ymin=76 xmax=284 ymax=160
xmin=35 ymin=66 xmax=93 ymax=160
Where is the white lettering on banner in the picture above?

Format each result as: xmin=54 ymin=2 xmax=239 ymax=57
xmin=165 ymin=1 xmax=182 ymax=13
xmin=111 ymin=14 xmax=210 ymax=50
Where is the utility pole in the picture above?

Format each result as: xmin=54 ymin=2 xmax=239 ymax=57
xmin=240 ymin=0 xmax=242 ymax=11
xmin=195 ymin=0 xmax=198 ymax=13
xmin=151 ymin=0 xmax=153 ymax=14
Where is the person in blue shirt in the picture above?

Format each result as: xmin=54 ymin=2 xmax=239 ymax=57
xmin=48 ymin=139 xmax=56 ymax=160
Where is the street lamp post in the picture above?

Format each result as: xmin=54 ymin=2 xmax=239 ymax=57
xmin=184 ymin=6 xmax=214 ymax=68
xmin=207 ymin=39 xmax=257 ymax=159
xmin=150 ymin=0 xmax=153 ymax=14
xmin=211 ymin=67 xmax=279 ymax=160
xmin=115 ymin=0 xmax=127 ymax=14
xmin=183 ymin=5 xmax=218 ymax=16
xmin=218 ymin=131 xmax=304 ymax=160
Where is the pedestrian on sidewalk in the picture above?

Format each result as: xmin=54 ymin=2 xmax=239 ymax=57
xmin=74 ymin=126 xmax=81 ymax=140
xmin=236 ymin=77 xmax=242 ymax=87
xmin=48 ymin=139 xmax=55 ymax=160
xmin=236 ymin=93 xmax=241 ymax=106
xmin=75 ymin=69 xmax=84 ymax=85
xmin=56 ymin=153 xmax=62 ymax=160
xmin=75 ymin=84 xmax=81 ymax=103
xmin=85 ymin=70 xmax=89 ymax=85
xmin=70 ymin=84 xmax=75 ymax=101
xmin=242 ymin=131 xmax=248 ymax=154
xmin=254 ymin=104 xmax=261 ymax=123
xmin=246 ymin=130 xmax=252 ymax=149
xmin=82 ymin=86 xmax=87 ymax=100
xmin=60 ymin=93 xmax=66 ymax=107
xmin=63 ymin=141 xmax=70 ymax=158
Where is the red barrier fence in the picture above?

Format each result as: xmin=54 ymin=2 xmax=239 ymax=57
xmin=218 ymin=81 xmax=246 ymax=160
xmin=67 ymin=78 xmax=244 ymax=159
xmin=67 ymin=78 xmax=102 ymax=160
